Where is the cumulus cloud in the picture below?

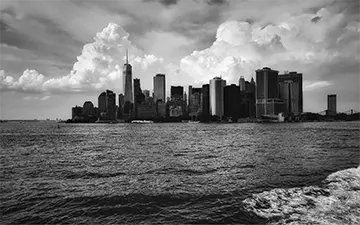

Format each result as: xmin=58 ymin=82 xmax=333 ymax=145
xmin=43 ymin=22 xmax=166 ymax=93
xmin=1 ymin=4 xmax=359 ymax=109
xmin=0 ymin=69 xmax=45 ymax=92
xmin=180 ymin=7 xmax=360 ymax=86
xmin=1 ymin=23 xmax=166 ymax=93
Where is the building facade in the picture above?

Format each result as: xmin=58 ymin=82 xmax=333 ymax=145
xmin=136 ymin=103 xmax=156 ymax=119
xmin=72 ymin=106 xmax=83 ymax=119
xmin=157 ymin=101 xmax=167 ymax=118
xmin=224 ymin=84 xmax=241 ymax=121
xmin=98 ymin=91 xmax=107 ymax=115
xmin=209 ymin=77 xmax=226 ymax=118
xmin=171 ymin=86 xmax=184 ymax=100
xmin=188 ymin=86 xmax=202 ymax=118
xmin=239 ymin=76 xmax=246 ymax=91
xmin=133 ymin=78 xmax=145 ymax=104
xmin=201 ymin=84 xmax=210 ymax=120
xmin=279 ymin=81 xmax=300 ymax=114
xmin=153 ymin=74 xmax=166 ymax=103
xmin=278 ymin=72 xmax=303 ymax=114
xmin=256 ymin=67 xmax=283 ymax=118
xmin=327 ymin=94 xmax=337 ymax=116
xmin=98 ymin=90 xmax=116 ymax=120
xmin=83 ymin=101 xmax=94 ymax=118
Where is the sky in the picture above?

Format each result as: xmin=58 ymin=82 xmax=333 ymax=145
xmin=0 ymin=0 xmax=359 ymax=119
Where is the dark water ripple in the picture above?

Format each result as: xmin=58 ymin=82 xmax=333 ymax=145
xmin=0 ymin=121 xmax=359 ymax=224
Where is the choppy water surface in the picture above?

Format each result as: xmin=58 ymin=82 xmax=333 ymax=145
xmin=0 ymin=122 xmax=359 ymax=224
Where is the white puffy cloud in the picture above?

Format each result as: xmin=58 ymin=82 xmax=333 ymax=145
xmin=1 ymin=23 xmax=166 ymax=93
xmin=180 ymin=7 xmax=359 ymax=87
xmin=0 ymin=69 xmax=45 ymax=92
xmin=43 ymin=22 xmax=165 ymax=93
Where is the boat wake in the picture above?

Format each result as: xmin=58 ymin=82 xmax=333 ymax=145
xmin=243 ymin=166 xmax=360 ymax=224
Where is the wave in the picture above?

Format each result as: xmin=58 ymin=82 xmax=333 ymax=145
xmin=242 ymin=166 xmax=360 ymax=224
xmin=2 ymin=192 xmax=266 ymax=224
xmin=63 ymin=171 xmax=127 ymax=179
xmin=143 ymin=167 xmax=217 ymax=176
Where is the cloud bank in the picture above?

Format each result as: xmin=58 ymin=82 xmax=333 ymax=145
xmin=1 ymin=4 xmax=359 ymax=101
xmin=1 ymin=23 xmax=166 ymax=93
xmin=180 ymin=7 xmax=359 ymax=86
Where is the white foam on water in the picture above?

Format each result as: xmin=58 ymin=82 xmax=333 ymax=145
xmin=243 ymin=166 xmax=360 ymax=225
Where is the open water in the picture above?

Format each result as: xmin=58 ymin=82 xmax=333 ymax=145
xmin=0 ymin=121 xmax=359 ymax=224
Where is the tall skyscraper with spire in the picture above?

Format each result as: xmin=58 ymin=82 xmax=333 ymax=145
xmin=123 ymin=49 xmax=133 ymax=103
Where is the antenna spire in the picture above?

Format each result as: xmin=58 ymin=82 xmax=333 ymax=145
xmin=126 ymin=48 xmax=128 ymax=64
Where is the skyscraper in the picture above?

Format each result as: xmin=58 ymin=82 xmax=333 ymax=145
xmin=256 ymin=67 xmax=284 ymax=118
xmin=106 ymin=90 xmax=116 ymax=120
xmin=153 ymin=74 xmax=165 ymax=103
xmin=98 ymin=91 xmax=107 ymax=114
xmin=83 ymin=101 xmax=94 ymax=117
xmin=133 ymin=78 xmax=145 ymax=104
xmin=133 ymin=78 xmax=146 ymax=118
xmin=256 ymin=67 xmax=279 ymax=99
xmin=168 ymin=86 xmax=185 ymax=118
xmin=188 ymin=86 xmax=202 ymax=118
xmin=209 ymin=77 xmax=226 ymax=118
xmin=279 ymin=81 xmax=300 ymax=114
xmin=201 ymin=84 xmax=210 ymax=120
xmin=188 ymin=85 xmax=192 ymax=105
xmin=278 ymin=72 xmax=303 ymax=114
xmin=239 ymin=76 xmax=246 ymax=91
xmin=245 ymin=77 xmax=256 ymax=93
xmin=123 ymin=49 xmax=133 ymax=103
xmin=117 ymin=94 xmax=124 ymax=119
xmin=327 ymin=94 xmax=337 ymax=116
xmin=224 ymin=84 xmax=241 ymax=121
xmin=118 ymin=94 xmax=124 ymax=108
xmin=98 ymin=90 xmax=116 ymax=120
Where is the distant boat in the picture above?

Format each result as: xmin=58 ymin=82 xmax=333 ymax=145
xmin=131 ymin=120 xmax=154 ymax=124
xmin=189 ymin=121 xmax=200 ymax=124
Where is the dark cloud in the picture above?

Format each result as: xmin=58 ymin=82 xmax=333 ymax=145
xmin=0 ymin=20 xmax=41 ymax=51
xmin=143 ymin=0 xmax=227 ymax=6
xmin=0 ymin=8 xmax=19 ymax=32
xmin=143 ymin=0 xmax=179 ymax=7
xmin=0 ymin=14 xmax=83 ymax=69
xmin=311 ymin=16 xmax=321 ymax=23
xmin=206 ymin=0 xmax=228 ymax=5
xmin=0 ymin=20 xmax=12 ymax=31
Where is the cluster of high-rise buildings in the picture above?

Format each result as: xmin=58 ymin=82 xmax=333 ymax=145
xmin=255 ymin=67 xmax=303 ymax=120
xmin=71 ymin=52 xmax=308 ymax=122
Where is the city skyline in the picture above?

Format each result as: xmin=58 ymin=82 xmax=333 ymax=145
xmin=70 ymin=67 xmax=350 ymax=123
xmin=0 ymin=0 xmax=359 ymax=119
